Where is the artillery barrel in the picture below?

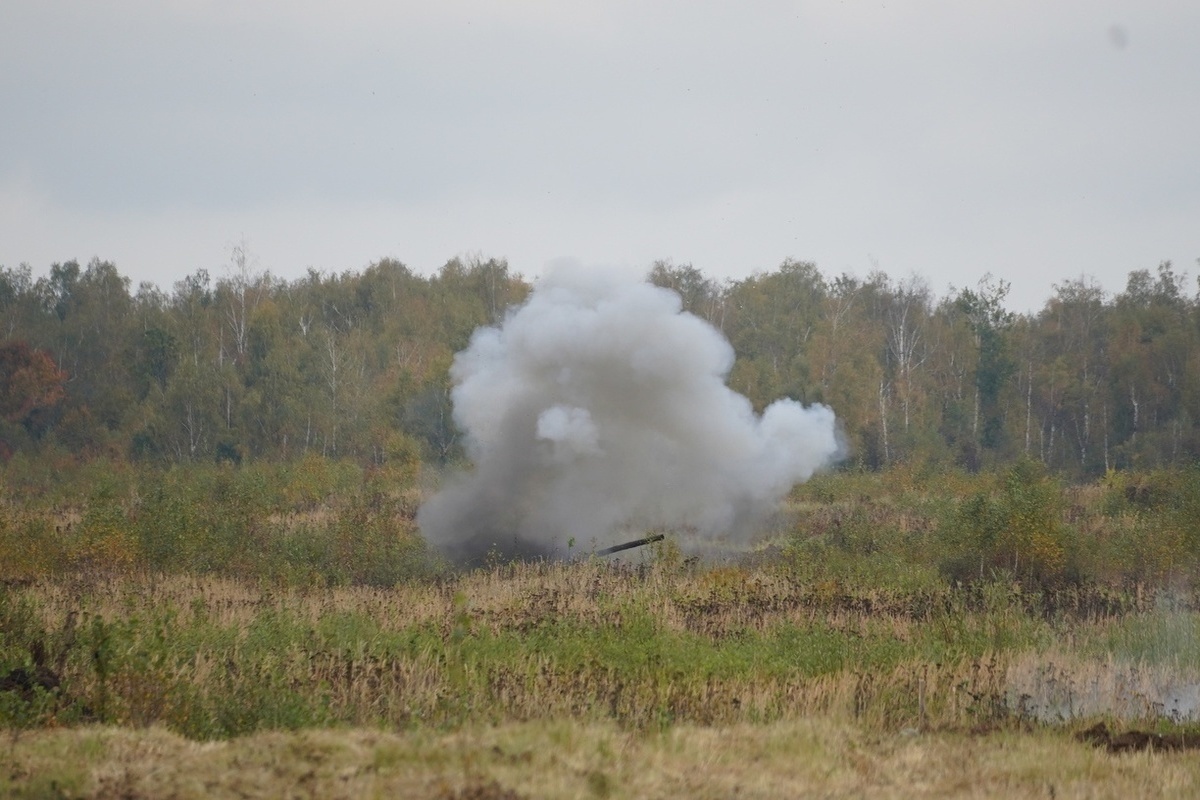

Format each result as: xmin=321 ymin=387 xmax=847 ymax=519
xmin=596 ymin=533 xmax=666 ymax=556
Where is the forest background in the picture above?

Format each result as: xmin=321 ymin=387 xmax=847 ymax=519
xmin=3 ymin=250 xmax=1197 ymax=477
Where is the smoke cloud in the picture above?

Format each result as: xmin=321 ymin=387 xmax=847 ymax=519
xmin=418 ymin=265 xmax=843 ymax=564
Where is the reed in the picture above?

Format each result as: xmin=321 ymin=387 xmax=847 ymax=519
xmin=3 ymin=561 xmax=1194 ymax=739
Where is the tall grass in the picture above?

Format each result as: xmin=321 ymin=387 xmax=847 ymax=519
xmin=2 ymin=558 xmax=1190 ymax=740
xmin=6 ymin=461 xmax=1200 ymax=742
xmin=787 ymin=462 xmax=1200 ymax=589
xmin=9 ymin=458 xmax=1200 ymax=588
xmin=0 ymin=456 xmax=435 ymax=586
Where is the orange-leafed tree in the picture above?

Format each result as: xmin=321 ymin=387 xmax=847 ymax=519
xmin=0 ymin=340 xmax=68 ymax=436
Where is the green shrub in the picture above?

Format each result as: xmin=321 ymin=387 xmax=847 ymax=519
xmin=938 ymin=459 xmax=1080 ymax=587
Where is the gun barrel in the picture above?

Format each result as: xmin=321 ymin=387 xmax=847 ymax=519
xmin=596 ymin=533 xmax=666 ymax=556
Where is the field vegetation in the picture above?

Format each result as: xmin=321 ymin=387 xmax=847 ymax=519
xmin=5 ymin=459 xmax=1200 ymax=796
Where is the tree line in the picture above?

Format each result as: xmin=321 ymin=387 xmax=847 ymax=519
xmin=3 ymin=250 xmax=1199 ymax=478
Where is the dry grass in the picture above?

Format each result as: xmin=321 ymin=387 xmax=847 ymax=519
xmin=5 ymin=719 xmax=1200 ymax=799
xmin=19 ymin=558 xmax=1134 ymax=640
xmin=4 ymin=563 xmax=1195 ymax=739
xmin=7 ymin=561 xmax=1200 ymax=796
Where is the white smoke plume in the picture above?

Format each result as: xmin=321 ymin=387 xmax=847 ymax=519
xmin=418 ymin=265 xmax=844 ymax=564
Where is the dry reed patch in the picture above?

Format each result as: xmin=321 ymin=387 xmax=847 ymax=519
xmin=451 ymin=560 xmax=641 ymax=634
xmin=5 ymin=560 xmax=1038 ymax=645
xmin=19 ymin=560 xmax=678 ymax=637
xmin=5 ymin=721 xmax=1200 ymax=799
xmin=9 ymin=569 xmax=1194 ymax=735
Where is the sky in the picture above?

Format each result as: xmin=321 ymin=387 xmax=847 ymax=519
xmin=2 ymin=1 xmax=1198 ymax=314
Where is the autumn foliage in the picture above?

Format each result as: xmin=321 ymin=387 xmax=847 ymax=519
xmin=0 ymin=340 xmax=66 ymax=438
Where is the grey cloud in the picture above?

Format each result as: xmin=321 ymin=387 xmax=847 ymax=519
xmin=1 ymin=2 xmax=1197 ymax=313
xmin=418 ymin=264 xmax=843 ymax=564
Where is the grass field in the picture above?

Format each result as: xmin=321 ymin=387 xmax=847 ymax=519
xmin=7 ymin=718 xmax=1200 ymax=799
xmin=6 ymin=463 xmax=1200 ymax=797
xmin=4 ymin=558 xmax=1200 ymax=798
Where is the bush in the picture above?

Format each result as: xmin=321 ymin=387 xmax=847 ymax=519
xmin=1092 ymin=467 xmax=1200 ymax=585
xmin=938 ymin=459 xmax=1080 ymax=588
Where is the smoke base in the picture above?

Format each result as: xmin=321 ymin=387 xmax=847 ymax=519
xmin=418 ymin=266 xmax=844 ymax=565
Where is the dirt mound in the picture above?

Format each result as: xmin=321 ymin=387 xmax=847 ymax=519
xmin=1076 ymin=722 xmax=1200 ymax=753
xmin=438 ymin=780 xmax=526 ymax=800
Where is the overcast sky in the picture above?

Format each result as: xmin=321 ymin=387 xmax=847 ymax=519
xmin=3 ymin=1 xmax=1197 ymax=313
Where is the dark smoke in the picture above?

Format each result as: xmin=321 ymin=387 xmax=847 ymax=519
xmin=418 ymin=265 xmax=843 ymax=564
